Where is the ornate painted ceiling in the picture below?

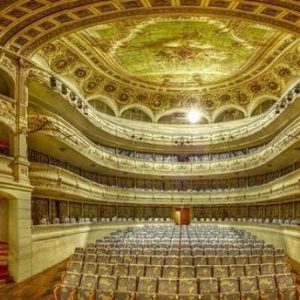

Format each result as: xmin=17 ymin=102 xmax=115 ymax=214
xmin=1 ymin=0 xmax=300 ymax=123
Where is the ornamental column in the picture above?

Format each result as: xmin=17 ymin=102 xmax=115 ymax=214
xmin=8 ymin=57 xmax=33 ymax=282
xmin=13 ymin=58 xmax=30 ymax=183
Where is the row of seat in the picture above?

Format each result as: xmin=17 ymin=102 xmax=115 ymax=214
xmin=80 ymin=247 xmax=283 ymax=255
xmin=68 ymin=262 xmax=291 ymax=278
xmin=54 ymin=273 xmax=299 ymax=300
xmin=55 ymin=225 xmax=295 ymax=300
xmin=72 ymin=253 xmax=287 ymax=265
xmin=193 ymin=217 xmax=300 ymax=226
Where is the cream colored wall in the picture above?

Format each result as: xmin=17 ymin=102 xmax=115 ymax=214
xmin=32 ymin=223 xmax=146 ymax=275
xmin=0 ymin=198 xmax=8 ymax=242
xmin=31 ymin=222 xmax=300 ymax=277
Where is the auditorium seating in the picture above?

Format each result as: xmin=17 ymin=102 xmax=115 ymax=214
xmin=53 ymin=225 xmax=299 ymax=300
xmin=37 ymin=216 xmax=300 ymax=226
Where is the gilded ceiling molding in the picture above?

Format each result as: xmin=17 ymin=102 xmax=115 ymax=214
xmin=29 ymin=162 xmax=300 ymax=205
xmin=31 ymin=34 xmax=300 ymax=122
xmin=28 ymin=114 xmax=300 ymax=177
xmin=0 ymin=1 xmax=300 ymax=55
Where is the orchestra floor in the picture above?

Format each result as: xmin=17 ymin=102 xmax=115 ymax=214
xmin=0 ymin=260 xmax=67 ymax=300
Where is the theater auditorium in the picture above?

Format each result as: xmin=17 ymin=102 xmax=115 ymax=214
xmin=0 ymin=1 xmax=300 ymax=299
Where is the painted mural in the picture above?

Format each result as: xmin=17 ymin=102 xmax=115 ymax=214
xmin=82 ymin=17 xmax=279 ymax=87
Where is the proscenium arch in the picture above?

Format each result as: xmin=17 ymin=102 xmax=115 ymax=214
xmin=0 ymin=4 xmax=298 ymax=56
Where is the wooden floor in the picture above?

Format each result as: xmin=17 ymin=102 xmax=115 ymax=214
xmin=0 ymin=260 xmax=67 ymax=300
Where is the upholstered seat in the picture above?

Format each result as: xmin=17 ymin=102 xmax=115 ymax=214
xmin=97 ymin=264 xmax=114 ymax=276
xmin=213 ymin=265 xmax=229 ymax=277
xmin=110 ymin=254 xmax=123 ymax=264
xmin=235 ymin=256 xmax=249 ymax=265
xmin=275 ymin=263 xmax=291 ymax=274
xmin=229 ymin=265 xmax=245 ymax=277
xmin=115 ymin=276 xmax=137 ymax=300
xmin=276 ymin=273 xmax=299 ymax=300
xmin=86 ymin=247 xmax=97 ymax=254
xmin=95 ymin=275 xmax=117 ymax=300
xmin=222 ymin=256 xmax=235 ymax=265
xmin=97 ymin=255 xmax=110 ymax=264
xmin=198 ymin=278 xmax=219 ymax=300
xmin=123 ymin=255 xmax=137 ymax=264
xmin=245 ymin=264 xmax=260 ymax=276
xmin=178 ymin=278 xmax=199 ymax=300
xmin=196 ymin=265 xmax=212 ymax=278
xmin=180 ymin=266 xmax=195 ymax=278
xmin=67 ymin=261 xmax=82 ymax=274
xmin=114 ymin=264 xmax=129 ymax=276
xmin=77 ymin=274 xmax=98 ymax=300
xmin=165 ymin=256 xmax=179 ymax=266
xmin=151 ymin=256 xmax=165 ymax=265
xmin=56 ymin=272 xmax=82 ymax=300
xmin=82 ymin=262 xmax=97 ymax=275
xmin=248 ymin=256 xmax=261 ymax=264
xmin=257 ymin=275 xmax=279 ymax=300
xmin=207 ymin=256 xmax=221 ymax=266
xmin=240 ymin=276 xmax=260 ymax=300
xmin=157 ymin=278 xmax=178 ymax=300
xmin=194 ymin=256 xmax=207 ymax=265
xmin=71 ymin=253 xmax=84 ymax=262
xmin=138 ymin=255 xmax=151 ymax=265
xmin=129 ymin=264 xmax=145 ymax=277
xmin=260 ymin=263 xmax=275 ymax=275
xmin=163 ymin=265 xmax=179 ymax=278
xmin=219 ymin=277 xmax=240 ymax=300
xmin=136 ymin=277 xmax=157 ymax=300
xmin=146 ymin=265 xmax=162 ymax=278
xmin=180 ymin=256 xmax=193 ymax=266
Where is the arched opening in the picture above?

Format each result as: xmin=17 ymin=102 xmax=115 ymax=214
xmin=89 ymin=99 xmax=116 ymax=116
xmin=0 ymin=126 xmax=10 ymax=156
xmin=215 ymin=108 xmax=245 ymax=123
xmin=121 ymin=108 xmax=152 ymax=122
xmin=158 ymin=112 xmax=209 ymax=125
xmin=0 ymin=69 xmax=15 ymax=99
xmin=251 ymin=99 xmax=277 ymax=116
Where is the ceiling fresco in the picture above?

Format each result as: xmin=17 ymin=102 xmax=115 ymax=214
xmin=81 ymin=18 xmax=279 ymax=88
xmin=31 ymin=16 xmax=300 ymax=124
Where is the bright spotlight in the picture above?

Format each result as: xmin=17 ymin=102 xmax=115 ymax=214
xmin=187 ymin=109 xmax=201 ymax=124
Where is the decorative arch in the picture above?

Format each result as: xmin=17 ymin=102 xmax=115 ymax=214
xmin=213 ymin=105 xmax=246 ymax=123
xmin=249 ymin=96 xmax=277 ymax=116
xmin=0 ymin=68 xmax=15 ymax=99
xmin=156 ymin=109 xmax=210 ymax=125
xmin=87 ymin=96 xmax=118 ymax=117
xmin=120 ymin=104 xmax=154 ymax=122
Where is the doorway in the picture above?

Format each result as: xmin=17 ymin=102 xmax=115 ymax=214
xmin=174 ymin=207 xmax=191 ymax=225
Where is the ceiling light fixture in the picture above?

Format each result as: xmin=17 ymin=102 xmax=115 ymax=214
xmin=187 ymin=109 xmax=201 ymax=124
